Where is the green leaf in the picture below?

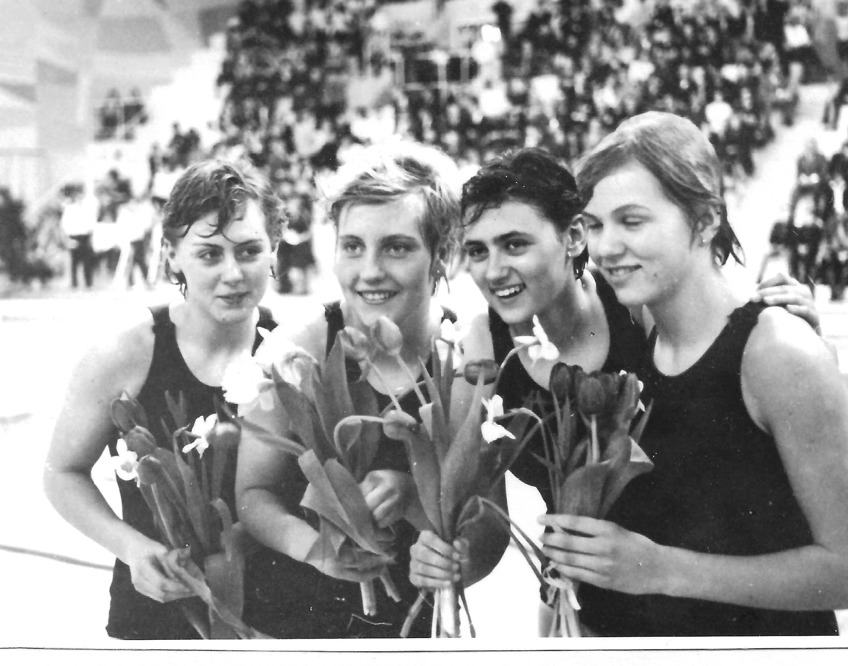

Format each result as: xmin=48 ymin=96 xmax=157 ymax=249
xmin=439 ymin=341 xmax=455 ymax=425
xmin=205 ymin=501 xmax=245 ymax=636
xmin=418 ymin=359 xmax=450 ymax=464
xmin=171 ymin=431 xmax=213 ymax=552
xmin=298 ymin=451 xmax=387 ymax=555
xmin=385 ymin=419 xmax=442 ymax=536
xmin=164 ymin=390 xmax=189 ymax=429
xmin=598 ymin=437 xmax=654 ymax=518
xmin=557 ymin=462 xmax=610 ymax=518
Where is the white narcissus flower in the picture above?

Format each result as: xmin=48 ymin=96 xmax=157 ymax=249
xmin=480 ymin=395 xmax=515 ymax=443
xmin=222 ymin=352 xmax=275 ymax=410
xmin=183 ymin=414 xmax=217 ymax=457
xmin=112 ymin=438 xmax=139 ymax=482
xmin=514 ymin=315 xmax=559 ymax=363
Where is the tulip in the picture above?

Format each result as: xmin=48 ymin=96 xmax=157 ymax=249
xmin=123 ymin=425 xmax=158 ymax=457
xmin=338 ymin=326 xmax=371 ymax=361
xmin=462 ymin=359 xmax=499 ymax=385
xmin=371 ymin=316 xmax=404 ymax=357
xmin=549 ymin=363 xmax=578 ymax=402
xmin=381 ymin=410 xmax=419 ymax=440
xmin=575 ymin=372 xmax=609 ymax=417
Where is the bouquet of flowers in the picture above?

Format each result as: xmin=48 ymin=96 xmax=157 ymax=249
xmin=477 ymin=360 xmax=654 ymax=637
xmin=371 ymin=319 xmax=540 ymax=638
xmin=110 ymin=391 xmax=268 ymax=639
xmin=233 ymin=324 xmax=405 ymax=618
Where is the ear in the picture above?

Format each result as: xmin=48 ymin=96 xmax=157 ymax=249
xmin=696 ymin=207 xmax=722 ymax=246
xmin=563 ymin=214 xmax=588 ymax=260
xmin=164 ymin=239 xmax=180 ymax=273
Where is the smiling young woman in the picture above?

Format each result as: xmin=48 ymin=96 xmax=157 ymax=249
xmin=235 ymin=141 xmax=505 ymax=638
xmin=43 ymin=160 xmax=284 ymax=639
xmin=537 ymin=111 xmax=848 ymax=636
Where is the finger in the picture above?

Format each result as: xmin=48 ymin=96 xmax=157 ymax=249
xmin=756 ymin=286 xmax=810 ymax=302
xmin=411 ymin=560 xmax=460 ymax=582
xmin=410 ymin=571 xmax=457 ymax=589
xmin=785 ymin=303 xmax=821 ymax=328
xmin=372 ymin=502 xmax=399 ymax=528
xmin=756 ymin=272 xmax=795 ymax=289
xmin=546 ymin=561 xmax=606 ymax=588
xmin=540 ymin=531 xmax=601 ymax=555
xmin=537 ymin=513 xmax=606 ymax=535
xmin=411 ymin=542 xmax=456 ymax=570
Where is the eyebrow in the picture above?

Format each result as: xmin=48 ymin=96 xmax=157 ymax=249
xmin=583 ymin=204 xmax=649 ymax=220
xmin=463 ymin=231 xmax=530 ymax=247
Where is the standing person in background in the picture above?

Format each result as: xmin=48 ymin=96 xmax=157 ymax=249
xmin=541 ymin=111 xmax=848 ymax=636
xmin=44 ymin=160 xmax=284 ymax=639
xmin=60 ymin=184 xmax=98 ymax=289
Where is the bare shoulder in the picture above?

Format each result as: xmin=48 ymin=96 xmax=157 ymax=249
xmin=742 ymin=306 xmax=844 ymax=429
xmin=79 ymin=307 xmax=156 ymax=395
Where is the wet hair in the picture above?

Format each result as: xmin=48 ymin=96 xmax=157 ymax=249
xmin=162 ymin=159 xmax=286 ymax=292
xmin=576 ymin=111 xmax=743 ymax=266
xmin=318 ymin=141 xmax=461 ymax=267
xmin=461 ymin=147 xmax=588 ymax=278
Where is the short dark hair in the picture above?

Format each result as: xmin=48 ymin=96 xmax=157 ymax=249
xmin=163 ymin=159 xmax=285 ymax=248
xmin=461 ymin=147 xmax=588 ymax=278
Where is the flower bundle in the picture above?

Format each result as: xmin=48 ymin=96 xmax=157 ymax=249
xmin=480 ymin=363 xmax=654 ymax=637
xmin=237 ymin=326 xmax=403 ymax=617
xmin=373 ymin=320 xmax=538 ymax=638
xmin=110 ymin=391 xmax=268 ymax=639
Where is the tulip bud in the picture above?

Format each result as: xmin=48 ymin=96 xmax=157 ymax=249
xmin=371 ymin=316 xmax=404 ymax=356
xmin=135 ymin=456 xmax=162 ymax=487
xmin=382 ymin=410 xmax=419 ymax=440
xmin=123 ymin=425 xmax=158 ymax=457
xmin=209 ymin=419 xmax=241 ymax=451
xmin=549 ymin=363 xmax=578 ymax=401
xmin=463 ymin=359 xmax=499 ymax=385
xmin=111 ymin=393 xmax=148 ymax=432
xmin=575 ymin=372 xmax=609 ymax=417
xmin=338 ymin=327 xmax=371 ymax=362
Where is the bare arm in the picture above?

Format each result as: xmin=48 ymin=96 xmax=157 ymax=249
xmin=541 ymin=308 xmax=848 ymax=611
xmin=43 ymin=313 xmax=192 ymax=602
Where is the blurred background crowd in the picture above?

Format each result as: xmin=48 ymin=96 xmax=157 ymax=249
xmin=3 ymin=0 xmax=848 ymax=300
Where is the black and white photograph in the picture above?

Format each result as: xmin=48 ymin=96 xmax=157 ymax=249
xmin=3 ymin=0 xmax=848 ymax=662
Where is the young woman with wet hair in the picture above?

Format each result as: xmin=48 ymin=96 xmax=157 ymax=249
xmin=45 ymin=160 xmax=284 ymax=639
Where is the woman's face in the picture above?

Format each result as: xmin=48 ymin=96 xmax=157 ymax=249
xmin=583 ymin=160 xmax=696 ymax=309
xmin=463 ymin=201 xmax=573 ymax=326
xmin=167 ymin=200 xmax=274 ymax=324
xmin=334 ymin=196 xmax=433 ymax=331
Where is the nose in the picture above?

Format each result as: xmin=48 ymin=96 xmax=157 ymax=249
xmin=484 ymin=250 xmax=508 ymax=284
xmin=221 ymin=252 xmax=245 ymax=283
xmin=591 ymin=223 xmax=624 ymax=264
xmin=359 ymin=248 xmax=386 ymax=282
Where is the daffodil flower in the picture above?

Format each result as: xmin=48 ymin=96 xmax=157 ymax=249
xmin=514 ymin=315 xmax=559 ymax=363
xmin=480 ymin=395 xmax=516 ymax=443
xmin=111 ymin=437 xmax=139 ymax=482
xmin=182 ymin=414 xmax=216 ymax=457
xmin=222 ymin=352 xmax=275 ymax=410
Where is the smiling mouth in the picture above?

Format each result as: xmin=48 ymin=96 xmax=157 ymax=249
xmin=491 ymin=284 xmax=525 ymax=299
xmin=358 ymin=290 xmax=397 ymax=305
xmin=603 ymin=266 xmax=639 ymax=279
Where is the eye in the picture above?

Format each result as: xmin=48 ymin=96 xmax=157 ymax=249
xmin=198 ymin=248 xmax=222 ymax=261
xmin=384 ymin=242 xmax=413 ymax=257
xmin=464 ymin=244 xmax=488 ymax=261
xmin=237 ymin=245 xmax=264 ymax=260
xmin=340 ymin=240 xmax=363 ymax=256
xmin=621 ymin=217 xmax=644 ymax=228
xmin=504 ymin=238 xmax=529 ymax=254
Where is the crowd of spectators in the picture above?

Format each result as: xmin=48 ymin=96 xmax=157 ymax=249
xmin=3 ymin=0 xmax=830 ymax=295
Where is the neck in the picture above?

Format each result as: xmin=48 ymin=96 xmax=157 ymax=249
xmin=649 ymin=261 xmax=740 ymax=350
xmin=511 ymin=275 xmax=594 ymax=353
xmin=175 ymin=301 xmax=258 ymax=354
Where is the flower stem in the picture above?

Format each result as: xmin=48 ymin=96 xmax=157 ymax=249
xmin=590 ymin=415 xmax=600 ymax=464
xmin=367 ymin=363 xmax=406 ymax=413
xmin=361 ymin=580 xmax=377 ymax=616
xmin=392 ymin=352 xmax=428 ymax=407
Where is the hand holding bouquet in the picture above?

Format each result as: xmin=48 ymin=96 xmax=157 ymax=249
xmin=110 ymin=391 xmax=268 ymax=639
